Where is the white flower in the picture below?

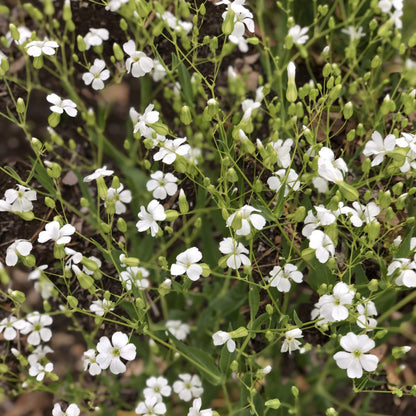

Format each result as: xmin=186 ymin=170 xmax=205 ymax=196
xmin=0 ymin=315 xmax=28 ymax=341
xmin=6 ymin=239 xmax=33 ymax=266
xmin=84 ymin=28 xmax=109 ymax=50
xmin=151 ymin=59 xmax=167 ymax=81
xmin=123 ymin=40 xmax=154 ymax=78
xmin=308 ymin=230 xmax=335 ymax=263
xmin=153 ymin=138 xmax=191 ymax=165
xmin=135 ymin=396 xmax=167 ymax=416
xmin=288 ymin=25 xmax=309 ymax=45
xmin=143 ymin=376 xmax=172 ymax=401
xmin=82 ymin=59 xmax=110 ymax=90
xmin=104 ymin=184 xmax=132 ymax=215
xmin=64 ymin=248 xmax=83 ymax=270
xmin=313 ymin=282 xmax=355 ymax=323
xmin=281 ymin=328 xmax=303 ymax=353
xmin=29 ymin=361 xmax=54 ymax=381
xmin=46 ymin=93 xmax=77 ymax=117
xmin=119 ymin=266 xmax=150 ymax=290
xmin=388 ymin=258 xmax=416 ymax=287
xmin=302 ymin=206 xmax=336 ymax=238
xmin=2 ymin=185 xmax=37 ymax=213
xmin=83 ymin=349 xmax=102 ymax=376
xmin=212 ymin=330 xmax=236 ymax=353
xmin=363 ymin=131 xmax=396 ymax=166
xmin=343 ymin=201 xmax=380 ymax=227
xmin=136 ymin=200 xmax=166 ymax=237
xmin=262 ymin=365 xmax=272 ymax=374
xmin=28 ymin=345 xmax=54 ymax=365
xmin=219 ymin=237 xmax=251 ymax=269
xmin=334 ymin=332 xmax=379 ymax=378
xmin=131 ymin=104 xmax=159 ymax=137
xmin=83 ymin=165 xmax=114 ymax=182
xmin=287 ymin=61 xmax=296 ymax=80
xmin=105 ymin=0 xmax=129 ymax=11
xmin=173 ymin=374 xmax=203 ymax=402
xmin=171 ymin=247 xmax=203 ymax=281
xmin=146 ymin=171 xmax=178 ymax=200
xmin=52 ymin=403 xmax=80 ymax=416
xmin=166 ymin=320 xmax=190 ymax=341
xmin=317 ymin=147 xmax=348 ymax=184
xmin=378 ymin=0 xmax=403 ymax=13
xmin=188 ymin=398 xmax=213 ymax=416
xmin=357 ymin=299 xmax=378 ymax=331
xmin=341 ymin=25 xmax=366 ymax=41
xmin=6 ymin=26 xmax=31 ymax=46
xmin=26 ymin=39 xmax=59 ymax=57
xmin=268 ymin=264 xmax=303 ymax=292
xmin=96 ymin=331 xmax=136 ymax=374
xmin=90 ymin=299 xmax=115 ymax=316
xmin=159 ymin=10 xmax=193 ymax=34
xmin=267 ymin=169 xmax=300 ymax=197
xmin=20 ymin=311 xmax=53 ymax=346
xmin=226 ymin=205 xmax=266 ymax=236
xmin=241 ymin=99 xmax=261 ymax=120
xmin=38 ymin=221 xmax=76 ymax=245
xmin=270 ymin=139 xmax=293 ymax=168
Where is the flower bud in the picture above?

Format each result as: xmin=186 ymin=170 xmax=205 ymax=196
xmin=368 ymin=279 xmax=378 ymax=292
xmin=178 ymin=189 xmax=189 ymax=214
xmin=8 ymin=290 xmax=25 ymax=304
xmin=343 ymin=101 xmax=353 ymax=120
xmin=291 ymin=386 xmax=299 ymax=397
xmin=120 ymin=256 xmax=140 ymax=267
xmin=67 ymin=295 xmax=78 ymax=308
xmin=337 ymin=181 xmax=359 ymax=201
xmin=9 ymin=24 xmax=20 ymax=41
xmin=265 ymin=399 xmax=281 ymax=409
xmin=77 ymin=35 xmax=86 ymax=52
xmin=180 ymin=105 xmax=192 ymax=125
xmin=45 ymin=161 xmax=62 ymax=178
xmin=230 ymin=327 xmax=248 ymax=338
xmin=117 ymin=217 xmax=127 ymax=233
xmin=286 ymin=62 xmax=297 ymax=103
xmin=222 ymin=9 xmax=235 ymax=35
xmin=16 ymin=97 xmax=25 ymax=114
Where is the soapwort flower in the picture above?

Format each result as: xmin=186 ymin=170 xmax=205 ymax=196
xmin=6 ymin=239 xmax=33 ymax=266
xmin=212 ymin=330 xmax=236 ymax=353
xmin=136 ymin=200 xmax=166 ymax=237
xmin=334 ymin=332 xmax=379 ymax=378
xmin=226 ymin=205 xmax=266 ymax=236
xmin=171 ymin=247 xmax=203 ymax=281
xmin=20 ymin=311 xmax=53 ymax=346
xmin=46 ymin=93 xmax=77 ymax=117
xmin=363 ymin=131 xmax=396 ymax=166
xmin=135 ymin=396 xmax=167 ymax=416
xmin=52 ymin=403 xmax=80 ymax=416
xmin=83 ymin=165 xmax=114 ymax=182
xmin=166 ymin=320 xmax=190 ymax=341
xmin=281 ymin=328 xmax=303 ymax=353
xmin=146 ymin=171 xmax=178 ymax=200
xmin=1 ymin=185 xmax=37 ymax=213
xmin=288 ymin=25 xmax=309 ymax=45
xmin=123 ymin=40 xmax=154 ymax=78
xmin=38 ymin=221 xmax=75 ymax=245
xmin=173 ymin=373 xmax=203 ymax=402
xmin=219 ymin=237 xmax=251 ymax=269
xmin=308 ymin=230 xmax=335 ymax=264
xmin=26 ymin=39 xmax=59 ymax=57
xmin=188 ymin=398 xmax=213 ymax=416
xmin=96 ymin=331 xmax=136 ymax=375
xmin=84 ymin=28 xmax=109 ymax=50
xmin=143 ymin=376 xmax=172 ymax=401
xmin=268 ymin=263 xmax=303 ymax=292
xmin=82 ymin=59 xmax=110 ymax=90
xmin=131 ymin=104 xmax=159 ymax=137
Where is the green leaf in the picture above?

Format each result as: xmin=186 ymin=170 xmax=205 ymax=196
xmin=172 ymin=54 xmax=194 ymax=108
xmin=219 ymin=344 xmax=234 ymax=376
xmin=396 ymin=226 xmax=415 ymax=258
xmin=32 ymin=161 xmax=56 ymax=195
xmin=171 ymin=338 xmax=223 ymax=385
xmin=293 ymin=309 xmax=303 ymax=328
xmin=306 ymin=259 xmax=335 ymax=291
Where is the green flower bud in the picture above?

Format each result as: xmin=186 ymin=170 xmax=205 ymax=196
xmin=117 ymin=218 xmax=127 ymax=233
xmin=113 ymin=42 xmax=124 ymax=61
xmin=371 ymin=55 xmax=381 ymax=69
xmin=179 ymin=189 xmax=189 ymax=214
xmin=63 ymin=0 xmax=72 ymax=21
xmin=67 ymin=295 xmax=78 ymax=308
xmin=100 ymin=222 xmax=111 ymax=234
xmin=77 ymin=35 xmax=86 ymax=52
xmin=230 ymin=327 xmax=248 ymax=338
xmin=378 ymin=190 xmax=391 ymax=209
xmin=48 ymin=112 xmax=61 ymax=128
xmin=9 ymin=24 xmax=20 ymax=41
xmin=325 ymin=408 xmax=338 ymax=416
xmin=45 ymin=161 xmax=62 ymax=178
xmin=266 ymin=304 xmax=274 ymax=315
xmin=165 ymin=209 xmax=179 ymax=221
xmin=76 ymin=270 xmax=94 ymax=290
xmin=365 ymin=221 xmax=380 ymax=241
xmin=151 ymin=121 xmax=170 ymax=136
xmin=291 ymin=386 xmax=299 ymax=397
xmin=120 ymin=18 xmax=128 ymax=31
xmin=43 ymin=0 xmax=54 ymax=16
xmin=337 ymin=181 xmax=359 ymax=201
xmin=121 ymin=256 xmax=140 ymax=267
xmin=0 ymin=267 xmax=10 ymax=285
xmin=222 ymin=10 xmax=235 ymax=35
xmin=343 ymin=102 xmax=353 ymax=120
xmin=265 ymin=399 xmax=281 ymax=409
xmin=368 ymin=279 xmax=378 ymax=292
xmin=328 ymin=84 xmax=342 ymax=101
xmin=301 ymin=247 xmax=315 ymax=262
xmin=16 ymin=97 xmax=25 ymax=114
xmin=54 ymin=244 xmax=66 ymax=259
xmin=81 ymin=257 xmax=100 ymax=272
xmin=392 ymin=182 xmax=403 ymax=196
xmin=17 ymin=211 xmax=35 ymax=221
xmin=9 ymin=290 xmax=26 ymax=304
xmin=180 ymin=105 xmax=192 ymax=125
